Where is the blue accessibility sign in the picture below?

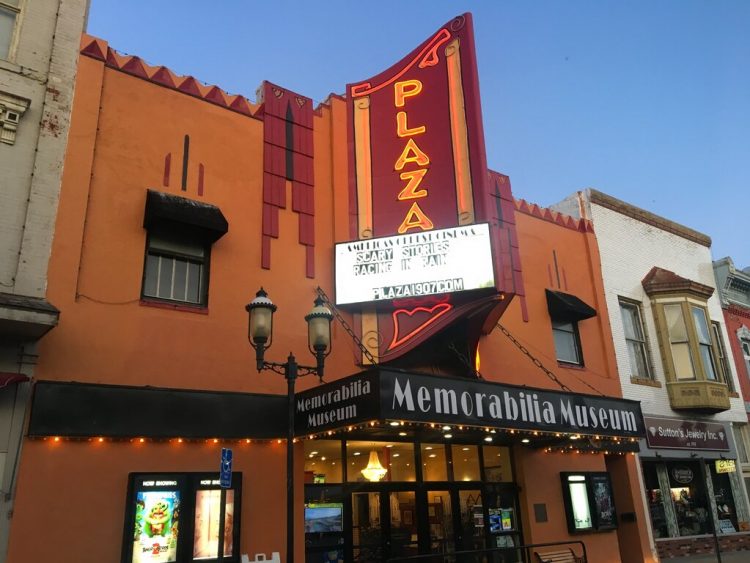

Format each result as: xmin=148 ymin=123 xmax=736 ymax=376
xmin=220 ymin=447 xmax=233 ymax=488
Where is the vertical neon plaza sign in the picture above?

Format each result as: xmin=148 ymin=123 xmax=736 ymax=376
xmin=347 ymin=14 xmax=489 ymax=239
xmin=341 ymin=14 xmax=513 ymax=360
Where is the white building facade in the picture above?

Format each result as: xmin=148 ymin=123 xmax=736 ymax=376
xmin=0 ymin=1 xmax=89 ymax=561
xmin=553 ymin=189 xmax=750 ymax=559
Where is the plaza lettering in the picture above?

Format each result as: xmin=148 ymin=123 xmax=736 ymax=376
xmin=394 ymin=79 xmax=434 ymax=234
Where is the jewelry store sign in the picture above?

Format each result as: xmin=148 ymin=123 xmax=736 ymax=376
xmin=334 ymin=223 xmax=494 ymax=305
xmin=644 ymin=416 xmax=729 ymax=451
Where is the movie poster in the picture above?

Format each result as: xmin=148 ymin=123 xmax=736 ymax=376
xmin=193 ymin=490 xmax=235 ymax=559
xmin=132 ymin=490 xmax=180 ymax=563
xmin=591 ymin=474 xmax=617 ymax=529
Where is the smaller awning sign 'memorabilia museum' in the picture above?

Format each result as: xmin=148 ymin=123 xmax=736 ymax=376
xmin=295 ymin=369 xmax=646 ymax=439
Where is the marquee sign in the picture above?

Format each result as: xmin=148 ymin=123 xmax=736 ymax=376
xmin=295 ymin=369 xmax=646 ymax=439
xmin=335 ymin=223 xmax=494 ymax=305
xmin=342 ymin=13 xmax=519 ymax=361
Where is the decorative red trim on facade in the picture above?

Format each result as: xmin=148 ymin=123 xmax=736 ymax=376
xmin=727 ymin=304 xmax=750 ymax=320
xmin=163 ymin=153 xmax=170 ymax=187
xmin=514 ymin=198 xmax=593 ymax=233
xmin=79 ymin=34 xmax=260 ymax=119
xmin=151 ymin=66 xmax=178 ymax=88
xmin=260 ymin=81 xmax=315 ymax=277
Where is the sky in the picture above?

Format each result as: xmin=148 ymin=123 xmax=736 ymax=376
xmin=87 ymin=1 xmax=750 ymax=268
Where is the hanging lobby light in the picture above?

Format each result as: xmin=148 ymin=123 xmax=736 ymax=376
xmin=361 ymin=450 xmax=388 ymax=482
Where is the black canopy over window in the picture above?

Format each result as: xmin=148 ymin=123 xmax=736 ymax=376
xmin=545 ymin=289 xmax=596 ymax=322
xmin=143 ymin=189 xmax=228 ymax=242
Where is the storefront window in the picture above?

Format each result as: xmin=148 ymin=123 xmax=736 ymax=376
xmin=459 ymin=490 xmax=485 ymax=550
xmin=452 ymin=445 xmax=480 ymax=481
xmin=346 ymin=441 xmax=415 ymax=482
xmin=710 ymin=463 xmax=739 ymax=533
xmin=642 ymin=462 xmax=670 ymax=539
xmin=421 ymin=443 xmax=447 ymax=481
xmin=426 ymin=491 xmax=454 ymax=554
xmin=667 ymin=462 xmax=711 ymax=536
xmin=352 ymin=491 xmax=381 ymax=561
xmin=483 ymin=446 xmax=513 ymax=482
xmin=390 ymin=491 xmax=419 ymax=558
xmin=304 ymin=440 xmax=342 ymax=483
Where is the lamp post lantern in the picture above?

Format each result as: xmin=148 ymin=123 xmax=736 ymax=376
xmin=246 ymin=288 xmax=333 ymax=563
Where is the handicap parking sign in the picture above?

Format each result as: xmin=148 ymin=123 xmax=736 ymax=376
xmin=220 ymin=447 xmax=233 ymax=488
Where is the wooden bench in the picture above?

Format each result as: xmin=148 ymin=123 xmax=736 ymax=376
xmin=534 ymin=548 xmax=584 ymax=563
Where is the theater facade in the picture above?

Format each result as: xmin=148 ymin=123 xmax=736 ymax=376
xmin=6 ymin=14 xmax=656 ymax=563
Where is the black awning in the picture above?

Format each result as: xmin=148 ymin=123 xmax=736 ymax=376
xmin=28 ymin=381 xmax=285 ymax=439
xmin=545 ymin=289 xmax=596 ymax=322
xmin=143 ymin=189 xmax=228 ymax=242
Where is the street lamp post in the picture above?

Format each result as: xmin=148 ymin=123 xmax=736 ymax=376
xmin=246 ymin=288 xmax=333 ymax=563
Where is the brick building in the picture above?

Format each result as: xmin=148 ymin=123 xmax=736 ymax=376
xmin=0 ymin=1 xmax=89 ymax=561
xmin=553 ymin=189 xmax=749 ymax=558
xmin=714 ymin=257 xmax=750 ymax=515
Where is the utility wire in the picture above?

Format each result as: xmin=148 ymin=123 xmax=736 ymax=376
xmin=495 ymin=323 xmax=605 ymax=396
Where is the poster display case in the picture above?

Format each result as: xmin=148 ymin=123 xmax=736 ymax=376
xmin=560 ymin=472 xmax=618 ymax=534
xmin=122 ymin=473 xmax=242 ymax=563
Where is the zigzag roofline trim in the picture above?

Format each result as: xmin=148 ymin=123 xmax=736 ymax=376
xmin=514 ymin=198 xmax=594 ymax=233
xmin=79 ymin=34 xmax=261 ymax=120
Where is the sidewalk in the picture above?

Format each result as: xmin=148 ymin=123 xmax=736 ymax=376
xmin=666 ymin=550 xmax=750 ymax=563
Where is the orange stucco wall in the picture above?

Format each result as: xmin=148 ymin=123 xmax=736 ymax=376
xmin=9 ymin=440 xmax=296 ymax=563
xmin=7 ymin=40 xmax=653 ymax=563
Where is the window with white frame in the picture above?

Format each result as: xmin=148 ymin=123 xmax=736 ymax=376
xmin=552 ymin=320 xmax=583 ymax=365
xmin=692 ymin=306 xmax=718 ymax=380
xmin=734 ymin=424 xmax=750 ymax=465
xmin=0 ymin=0 xmax=20 ymax=60
xmin=619 ymin=299 xmax=653 ymax=379
xmin=711 ymin=321 xmax=734 ymax=391
xmin=663 ymin=303 xmax=696 ymax=380
xmin=741 ymin=336 xmax=750 ymax=379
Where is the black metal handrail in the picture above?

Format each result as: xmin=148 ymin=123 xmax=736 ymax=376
xmin=386 ymin=539 xmax=587 ymax=563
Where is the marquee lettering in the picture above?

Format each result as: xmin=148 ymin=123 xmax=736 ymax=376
xmin=393 ymin=79 xmax=434 ymax=233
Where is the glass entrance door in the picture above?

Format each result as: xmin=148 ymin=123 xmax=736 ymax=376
xmin=485 ymin=484 xmax=523 ymax=562
xmin=425 ymin=490 xmax=454 ymax=556
xmin=388 ymin=490 xmax=420 ymax=559
xmin=351 ymin=489 xmax=421 ymax=562
xmin=457 ymin=489 xmax=485 ymax=553
xmin=351 ymin=491 xmax=382 ymax=562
